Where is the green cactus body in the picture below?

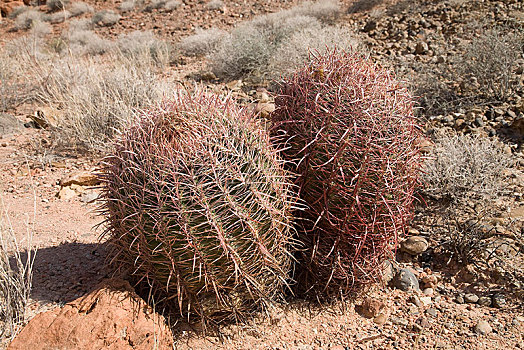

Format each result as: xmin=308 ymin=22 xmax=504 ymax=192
xmin=100 ymin=90 xmax=297 ymax=322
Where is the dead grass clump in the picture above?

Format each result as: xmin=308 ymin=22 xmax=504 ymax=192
xmin=422 ymin=133 xmax=513 ymax=201
xmin=178 ymin=27 xmax=226 ymax=57
xmin=458 ymin=29 xmax=522 ymax=102
xmin=268 ymin=26 xmax=358 ymax=79
xmin=8 ymin=6 xmax=29 ymax=19
xmin=69 ymin=2 xmax=94 ymax=17
xmin=205 ymin=0 xmax=224 ymax=10
xmin=38 ymin=56 xmax=168 ymax=151
xmin=0 ymin=209 xmax=36 ymax=342
xmin=208 ymin=0 xmax=347 ymax=81
xmin=47 ymin=0 xmax=70 ymax=11
xmin=44 ymin=10 xmax=71 ymax=24
xmin=116 ymin=30 xmax=171 ymax=67
xmin=14 ymin=9 xmax=44 ymax=30
xmin=119 ymin=0 xmax=138 ymax=12
xmin=92 ymin=10 xmax=120 ymax=27
xmin=291 ymin=0 xmax=341 ymax=23
xmin=0 ymin=34 xmax=46 ymax=112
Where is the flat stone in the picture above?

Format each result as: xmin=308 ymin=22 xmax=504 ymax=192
xmin=474 ymin=320 xmax=492 ymax=335
xmin=464 ymin=293 xmax=479 ymax=304
xmin=400 ymin=236 xmax=429 ymax=255
xmin=393 ymin=268 xmax=419 ymax=291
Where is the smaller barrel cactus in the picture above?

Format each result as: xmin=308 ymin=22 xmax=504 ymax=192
xmin=270 ymin=49 xmax=423 ymax=297
xmin=99 ymin=90 xmax=297 ymax=323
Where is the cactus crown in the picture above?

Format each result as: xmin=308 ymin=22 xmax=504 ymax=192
xmin=99 ymin=90 xmax=297 ymax=322
xmin=271 ymin=49 xmax=423 ymax=296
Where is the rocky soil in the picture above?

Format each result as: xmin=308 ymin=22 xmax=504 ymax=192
xmin=0 ymin=0 xmax=523 ymax=349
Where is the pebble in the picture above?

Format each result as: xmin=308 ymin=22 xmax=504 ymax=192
xmin=464 ymin=293 xmax=479 ymax=304
xmin=478 ymin=296 xmax=492 ymax=307
xmin=393 ymin=269 xmax=420 ymax=291
xmin=492 ymin=294 xmax=506 ymax=308
xmin=426 ymin=308 xmax=438 ymax=317
xmin=455 ymin=295 xmax=465 ymax=304
xmin=423 ymin=288 xmax=434 ymax=296
xmin=391 ymin=316 xmax=409 ymax=326
xmin=400 ymin=236 xmax=429 ymax=255
xmin=474 ymin=320 xmax=492 ymax=335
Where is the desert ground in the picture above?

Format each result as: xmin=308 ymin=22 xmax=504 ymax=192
xmin=0 ymin=0 xmax=523 ymax=349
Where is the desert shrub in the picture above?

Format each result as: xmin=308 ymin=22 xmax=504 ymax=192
xmin=30 ymin=21 xmax=52 ymax=37
xmin=65 ymin=28 xmax=113 ymax=55
xmin=270 ymin=49 xmax=422 ymax=297
xmin=178 ymin=28 xmax=226 ymax=57
xmin=422 ymin=133 xmax=513 ymax=201
xmin=164 ymin=0 xmax=181 ymax=11
xmin=348 ymin=0 xmax=383 ymax=13
xmin=458 ymin=29 xmax=522 ymax=101
xmin=92 ymin=10 xmax=120 ymax=26
xmin=143 ymin=0 xmax=169 ymax=12
xmin=8 ymin=6 xmax=29 ymax=19
xmin=44 ymin=10 xmax=71 ymax=24
xmin=47 ymin=0 xmax=70 ymax=11
xmin=205 ymin=0 xmax=224 ymax=10
xmin=291 ymin=0 xmax=340 ymax=23
xmin=0 ymin=34 xmax=45 ymax=112
xmin=99 ymin=89 xmax=297 ymax=323
xmin=14 ymin=9 xmax=44 ymax=30
xmin=119 ymin=0 xmax=137 ymax=12
xmin=116 ymin=30 xmax=171 ymax=67
xmin=209 ymin=1 xmax=346 ymax=81
xmin=37 ymin=55 xmax=166 ymax=151
xmin=0 ymin=211 xmax=36 ymax=341
xmin=268 ymin=26 xmax=358 ymax=79
xmin=69 ymin=2 xmax=94 ymax=17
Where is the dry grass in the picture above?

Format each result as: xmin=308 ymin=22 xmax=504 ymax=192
xmin=116 ymin=30 xmax=171 ymax=67
xmin=178 ymin=27 xmax=226 ymax=57
xmin=47 ymin=0 xmax=70 ymax=11
xmin=422 ymin=133 xmax=514 ymax=201
xmin=268 ymin=26 xmax=358 ymax=79
xmin=92 ymin=10 xmax=121 ymax=27
xmin=69 ymin=2 xmax=94 ymax=17
xmin=37 ymin=54 xmax=170 ymax=151
xmin=208 ymin=0 xmax=346 ymax=81
xmin=458 ymin=29 xmax=523 ymax=102
xmin=0 ymin=203 xmax=36 ymax=343
xmin=14 ymin=9 xmax=44 ymax=31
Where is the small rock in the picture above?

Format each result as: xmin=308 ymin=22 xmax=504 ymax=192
xmin=255 ymin=102 xmax=275 ymax=119
xmin=410 ymin=295 xmax=422 ymax=307
xmin=423 ymin=288 xmax=434 ymax=296
xmin=400 ymin=236 xmax=429 ymax=255
xmin=391 ymin=316 xmax=409 ymax=326
xmin=464 ymin=293 xmax=479 ymax=304
xmin=357 ymin=297 xmax=386 ymax=319
xmin=393 ymin=268 xmax=419 ymax=291
xmin=57 ymin=186 xmax=77 ymax=200
xmin=330 ymin=346 xmax=345 ymax=350
xmin=420 ymin=296 xmax=432 ymax=306
xmin=81 ymin=191 xmax=99 ymax=204
xmin=415 ymin=41 xmax=429 ymax=55
xmin=382 ymin=260 xmax=395 ymax=284
xmin=374 ymin=313 xmax=388 ymax=325
xmin=474 ymin=320 xmax=492 ymax=335
xmin=60 ymin=171 xmax=100 ymax=187
xmin=492 ymin=294 xmax=506 ymax=308
xmin=363 ymin=20 xmax=377 ymax=32
xmin=478 ymin=296 xmax=492 ymax=307
xmin=426 ymin=308 xmax=437 ymax=317
xmin=455 ymin=295 xmax=465 ymax=304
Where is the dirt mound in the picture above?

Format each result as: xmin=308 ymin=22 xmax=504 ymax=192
xmin=8 ymin=278 xmax=173 ymax=350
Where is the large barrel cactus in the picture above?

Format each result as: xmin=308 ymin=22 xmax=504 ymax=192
xmin=99 ymin=90 xmax=297 ymax=322
xmin=270 ymin=50 xmax=423 ymax=297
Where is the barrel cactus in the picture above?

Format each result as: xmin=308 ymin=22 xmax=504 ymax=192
xmin=270 ymin=50 xmax=423 ymax=297
xmin=99 ymin=90 xmax=297 ymax=323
